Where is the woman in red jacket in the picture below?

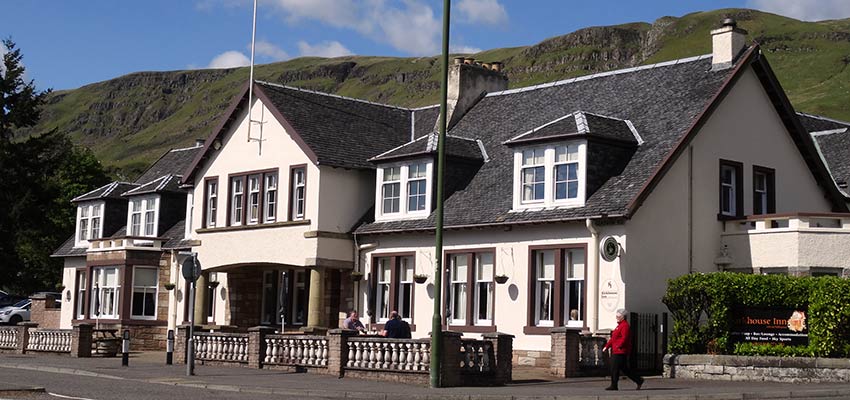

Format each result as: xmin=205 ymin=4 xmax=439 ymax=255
xmin=602 ymin=309 xmax=644 ymax=390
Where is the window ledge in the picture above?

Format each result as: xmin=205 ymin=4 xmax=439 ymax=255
xmin=523 ymin=326 xmax=554 ymax=335
xmin=449 ymin=325 xmax=497 ymax=333
xmin=197 ymin=220 xmax=311 ymax=234
xmin=717 ymin=213 xmax=745 ymax=222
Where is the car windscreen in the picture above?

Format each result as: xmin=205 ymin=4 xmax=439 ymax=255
xmin=12 ymin=299 xmax=29 ymax=308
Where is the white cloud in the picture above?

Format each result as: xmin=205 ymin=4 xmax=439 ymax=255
xmin=272 ymin=0 xmax=369 ymax=31
xmin=255 ymin=40 xmax=290 ymax=61
xmin=0 ymin=42 xmax=6 ymax=77
xmin=450 ymin=45 xmax=482 ymax=54
xmin=297 ymin=41 xmax=353 ymax=58
xmin=207 ymin=50 xmax=251 ymax=69
xmin=457 ymin=0 xmax=507 ymax=25
xmin=748 ymin=0 xmax=850 ymax=21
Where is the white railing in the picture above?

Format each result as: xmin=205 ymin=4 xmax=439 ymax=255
xmin=87 ymin=237 xmax=164 ymax=252
xmin=193 ymin=333 xmax=249 ymax=363
xmin=346 ymin=338 xmax=430 ymax=372
xmin=264 ymin=335 xmax=328 ymax=367
xmin=27 ymin=329 xmax=72 ymax=353
xmin=459 ymin=339 xmax=493 ymax=373
xmin=0 ymin=327 xmax=19 ymax=349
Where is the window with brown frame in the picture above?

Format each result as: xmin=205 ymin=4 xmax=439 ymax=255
xmin=445 ymin=249 xmax=496 ymax=332
xmin=370 ymin=253 xmax=415 ymax=324
xmin=752 ymin=165 xmax=775 ymax=215
xmin=289 ymin=165 xmax=306 ymax=221
xmin=525 ymin=245 xmax=586 ymax=334
xmin=719 ymin=159 xmax=744 ymax=219
xmin=74 ymin=270 xmax=87 ymax=320
xmin=227 ymin=169 xmax=278 ymax=227
xmin=203 ymin=177 xmax=218 ymax=228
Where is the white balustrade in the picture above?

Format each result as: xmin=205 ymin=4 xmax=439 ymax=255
xmin=0 ymin=328 xmax=19 ymax=349
xmin=346 ymin=338 xmax=429 ymax=372
xmin=193 ymin=333 xmax=248 ymax=363
xmin=263 ymin=335 xmax=328 ymax=366
xmin=26 ymin=329 xmax=72 ymax=353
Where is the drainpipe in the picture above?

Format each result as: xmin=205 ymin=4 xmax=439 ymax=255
xmin=585 ymin=218 xmax=600 ymax=333
xmin=169 ymin=250 xmax=178 ymax=332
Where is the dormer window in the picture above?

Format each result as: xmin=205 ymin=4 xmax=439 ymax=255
xmin=513 ymin=142 xmax=586 ymax=210
xmin=75 ymin=202 xmax=104 ymax=246
xmin=128 ymin=196 xmax=159 ymax=237
xmin=375 ymin=160 xmax=433 ymax=221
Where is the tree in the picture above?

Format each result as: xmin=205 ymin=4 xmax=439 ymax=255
xmin=1 ymin=38 xmax=51 ymax=141
xmin=0 ymin=39 xmax=109 ymax=293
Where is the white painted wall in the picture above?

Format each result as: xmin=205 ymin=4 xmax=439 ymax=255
xmin=625 ymin=66 xmax=836 ymax=315
xmin=316 ymin=166 xmax=374 ymax=233
xmin=60 ymin=257 xmax=86 ymax=329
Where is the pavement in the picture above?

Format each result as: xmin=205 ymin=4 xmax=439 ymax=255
xmin=1 ymin=352 xmax=850 ymax=400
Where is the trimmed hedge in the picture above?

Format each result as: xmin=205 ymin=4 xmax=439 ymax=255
xmin=662 ymin=272 xmax=850 ymax=357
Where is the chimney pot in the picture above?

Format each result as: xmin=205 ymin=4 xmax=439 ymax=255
xmin=482 ymin=62 xmax=492 ymax=70
xmin=722 ymin=18 xmax=737 ymax=28
xmin=464 ymin=57 xmax=475 ymax=65
xmin=491 ymin=62 xmax=503 ymax=72
xmin=453 ymin=56 xmax=464 ymax=65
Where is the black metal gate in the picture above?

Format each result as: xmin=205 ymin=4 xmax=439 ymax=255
xmin=629 ymin=312 xmax=667 ymax=373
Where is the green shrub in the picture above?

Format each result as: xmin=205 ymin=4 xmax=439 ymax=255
xmin=663 ymin=272 xmax=850 ymax=357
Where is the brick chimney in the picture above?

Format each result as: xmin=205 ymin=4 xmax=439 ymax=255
xmin=711 ymin=18 xmax=748 ymax=70
xmin=437 ymin=58 xmax=508 ymax=131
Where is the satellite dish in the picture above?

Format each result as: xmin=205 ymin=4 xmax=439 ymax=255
xmin=600 ymin=236 xmax=621 ymax=262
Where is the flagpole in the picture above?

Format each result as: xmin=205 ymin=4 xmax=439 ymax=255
xmin=430 ymin=0 xmax=451 ymax=389
xmin=246 ymin=0 xmax=257 ymax=142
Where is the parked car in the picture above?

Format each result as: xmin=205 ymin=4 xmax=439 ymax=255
xmin=0 ymin=299 xmax=31 ymax=325
xmin=0 ymin=290 xmax=26 ymax=308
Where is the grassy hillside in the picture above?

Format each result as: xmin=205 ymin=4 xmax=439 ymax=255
xmin=20 ymin=8 xmax=850 ymax=179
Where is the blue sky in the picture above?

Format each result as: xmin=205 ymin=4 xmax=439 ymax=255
xmin=4 ymin=0 xmax=850 ymax=91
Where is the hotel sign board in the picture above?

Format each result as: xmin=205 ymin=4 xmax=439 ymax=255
xmin=729 ymin=307 xmax=808 ymax=346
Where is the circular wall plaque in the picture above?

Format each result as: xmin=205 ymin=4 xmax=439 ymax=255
xmin=600 ymin=236 xmax=620 ymax=262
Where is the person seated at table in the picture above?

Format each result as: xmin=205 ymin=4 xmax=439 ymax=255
xmin=342 ymin=310 xmax=366 ymax=333
xmin=381 ymin=311 xmax=411 ymax=339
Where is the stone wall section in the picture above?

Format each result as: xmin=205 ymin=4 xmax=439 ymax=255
xmin=30 ymin=295 xmax=61 ymax=329
xmin=665 ymin=354 xmax=850 ymax=383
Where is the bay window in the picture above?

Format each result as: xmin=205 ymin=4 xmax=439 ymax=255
xmin=446 ymin=249 xmax=496 ymax=330
xmin=371 ymin=254 xmax=415 ymax=324
xmin=514 ymin=142 xmax=586 ymax=209
xmin=527 ymin=245 xmax=587 ymax=333
xmin=131 ymin=267 xmax=158 ymax=319
xmin=91 ymin=266 xmax=120 ymax=319
xmin=376 ymin=161 xmax=433 ymax=220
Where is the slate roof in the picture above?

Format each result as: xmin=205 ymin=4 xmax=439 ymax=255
xmin=505 ymin=111 xmax=639 ymax=146
xmin=802 ymin=113 xmax=850 ymax=196
xmin=51 ymin=224 xmax=126 ymax=258
xmin=356 ymin=54 xmax=740 ymax=233
xmin=255 ymin=82 xmax=435 ymax=169
xmin=72 ymin=182 xmax=140 ymax=203
xmin=369 ymin=132 xmax=485 ymax=162
xmin=136 ymin=146 xmax=202 ymax=184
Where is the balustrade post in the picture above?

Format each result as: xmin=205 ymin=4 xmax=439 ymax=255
xmin=327 ymin=329 xmax=357 ymax=377
xmin=19 ymin=323 xmax=38 ymax=354
xmin=175 ymin=325 xmax=199 ymax=364
xmin=438 ymin=331 xmax=463 ymax=387
xmin=482 ymin=331 xmax=514 ymax=384
xmin=247 ymin=326 xmax=274 ymax=369
xmin=71 ymin=323 xmax=93 ymax=358
xmin=550 ymin=327 xmax=581 ymax=378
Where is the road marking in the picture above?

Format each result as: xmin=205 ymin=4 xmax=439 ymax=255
xmin=47 ymin=393 xmax=98 ymax=400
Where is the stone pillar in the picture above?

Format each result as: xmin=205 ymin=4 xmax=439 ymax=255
xmin=175 ymin=324 xmax=200 ymax=364
xmin=247 ymin=326 xmax=275 ymax=369
xmin=71 ymin=323 xmax=93 ymax=358
xmin=194 ymin=274 xmax=207 ymax=324
xmin=482 ymin=332 xmax=514 ymax=384
xmin=15 ymin=325 xmax=30 ymax=354
xmin=439 ymin=331 xmax=464 ymax=387
xmin=550 ymin=327 xmax=580 ymax=377
xmin=327 ymin=329 xmax=358 ymax=377
xmin=306 ymin=267 xmax=325 ymax=329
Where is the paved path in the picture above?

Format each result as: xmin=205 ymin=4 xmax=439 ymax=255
xmin=1 ymin=352 xmax=850 ymax=399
